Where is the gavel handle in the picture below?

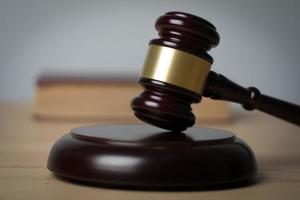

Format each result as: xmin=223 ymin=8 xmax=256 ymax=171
xmin=203 ymin=71 xmax=300 ymax=126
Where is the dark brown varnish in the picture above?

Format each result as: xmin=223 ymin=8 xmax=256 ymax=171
xmin=47 ymin=125 xmax=257 ymax=188
xmin=131 ymin=12 xmax=220 ymax=131
xmin=132 ymin=11 xmax=300 ymax=131
xmin=131 ymin=78 xmax=200 ymax=131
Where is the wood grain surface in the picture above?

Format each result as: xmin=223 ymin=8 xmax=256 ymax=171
xmin=0 ymin=103 xmax=299 ymax=200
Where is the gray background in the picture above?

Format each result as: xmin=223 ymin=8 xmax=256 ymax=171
xmin=0 ymin=0 xmax=299 ymax=104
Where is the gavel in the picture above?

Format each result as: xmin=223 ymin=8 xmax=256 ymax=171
xmin=131 ymin=11 xmax=300 ymax=131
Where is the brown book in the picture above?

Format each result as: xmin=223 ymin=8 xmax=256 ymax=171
xmin=33 ymin=73 xmax=231 ymax=123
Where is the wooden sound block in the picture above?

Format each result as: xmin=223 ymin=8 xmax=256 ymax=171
xmin=47 ymin=125 xmax=257 ymax=189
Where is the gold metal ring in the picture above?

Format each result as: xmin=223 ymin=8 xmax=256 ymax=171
xmin=140 ymin=45 xmax=211 ymax=94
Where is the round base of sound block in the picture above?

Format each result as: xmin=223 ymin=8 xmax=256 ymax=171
xmin=47 ymin=125 xmax=257 ymax=189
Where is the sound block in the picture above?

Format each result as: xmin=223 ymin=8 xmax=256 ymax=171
xmin=47 ymin=125 xmax=257 ymax=188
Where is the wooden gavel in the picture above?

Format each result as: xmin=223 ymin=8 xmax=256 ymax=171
xmin=131 ymin=11 xmax=300 ymax=131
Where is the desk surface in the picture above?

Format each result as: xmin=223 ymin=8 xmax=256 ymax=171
xmin=0 ymin=103 xmax=299 ymax=200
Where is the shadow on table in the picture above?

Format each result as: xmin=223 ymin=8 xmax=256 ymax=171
xmin=52 ymin=173 xmax=265 ymax=192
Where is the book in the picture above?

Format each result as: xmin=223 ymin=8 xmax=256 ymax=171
xmin=33 ymin=73 xmax=231 ymax=123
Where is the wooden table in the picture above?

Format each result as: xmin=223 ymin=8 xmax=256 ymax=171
xmin=0 ymin=103 xmax=299 ymax=200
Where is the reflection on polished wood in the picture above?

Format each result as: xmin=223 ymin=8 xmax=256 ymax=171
xmin=0 ymin=103 xmax=300 ymax=199
xmin=47 ymin=125 xmax=256 ymax=188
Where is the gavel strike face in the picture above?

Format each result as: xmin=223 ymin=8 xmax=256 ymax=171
xmin=131 ymin=11 xmax=300 ymax=131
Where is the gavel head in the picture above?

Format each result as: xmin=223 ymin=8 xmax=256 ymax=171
xmin=131 ymin=11 xmax=220 ymax=131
